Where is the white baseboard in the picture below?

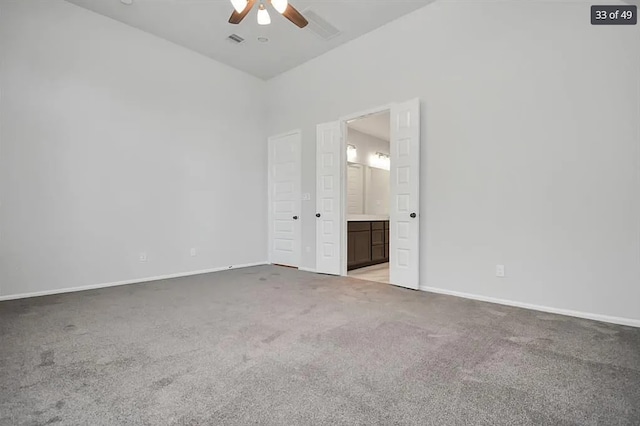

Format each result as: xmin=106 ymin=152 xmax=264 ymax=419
xmin=0 ymin=262 xmax=269 ymax=302
xmin=420 ymin=285 xmax=640 ymax=328
xmin=5 ymin=265 xmax=636 ymax=328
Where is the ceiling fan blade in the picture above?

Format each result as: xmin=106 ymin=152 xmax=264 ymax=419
xmin=228 ymin=0 xmax=255 ymax=24
xmin=282 ymin=4 xmax=308 ymax=28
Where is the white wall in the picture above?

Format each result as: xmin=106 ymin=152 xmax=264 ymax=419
xmin=0 ymin=0 xmax=267 ymax=297
xmin=266 ymin=1 xmax=640 ymax=322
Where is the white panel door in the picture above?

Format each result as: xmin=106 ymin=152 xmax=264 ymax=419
xmin=315 ymin=121 xmax=342 ymax=275
xmin=268 ymin=131 xmax=301 ymax=268
xmin=389 ymin=99 xmax=421 ymax=289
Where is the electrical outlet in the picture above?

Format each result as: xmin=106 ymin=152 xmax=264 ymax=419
xmin=496 ymin=264 xmax=505 ymax=278
xmin=190 ymin=248 xmax=197 ymax=257
xmin=302 ymin=193 xmax=311 ymax=201
xmin=139 ymin=252 xmax=147 ymax=262
xmin=305 ymin=246 xmax=311 ymax=253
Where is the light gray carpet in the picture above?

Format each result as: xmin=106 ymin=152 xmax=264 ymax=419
xmin=1 ymin=265 xmax=639 ymax=426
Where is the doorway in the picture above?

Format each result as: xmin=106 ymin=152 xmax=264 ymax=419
xmin=315 ymin=98 xmax=421 ymax=290
xmin=267 ymin=130 xmax=302 ymax=268
xmin=345 ymin=111 xmax=391 ymax=284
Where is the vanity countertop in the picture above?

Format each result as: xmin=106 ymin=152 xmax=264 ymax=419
xmin=348 ymin=215 xmax=390 ymax=222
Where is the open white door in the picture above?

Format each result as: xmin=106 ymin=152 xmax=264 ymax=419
xmin=268 ymin=131 xmax=301 ymax=268
xmin=315 ymin=121 xmax=342 ymax=275
xmin=389 ymin=99 xmax=421 ymax=289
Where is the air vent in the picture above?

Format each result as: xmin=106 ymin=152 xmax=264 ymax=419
xmin=227 ymin=34 xmax=245 ymax=44
xmin=303 ymin=9 xmax=341 ymax=40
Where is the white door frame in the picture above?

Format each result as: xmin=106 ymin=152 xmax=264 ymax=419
xmin=339 ymin=104 xmax=393 ymax=277
xmin=267 ymin=129 xmax=302 ymax=267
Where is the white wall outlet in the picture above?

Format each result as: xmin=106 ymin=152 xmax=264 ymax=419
xmin=496 ymin=264 xmax=505 ymax=278
xmin=302 ymin=193 xmax=311 ymax=201
xmin=139 ymin=252 xmax=147 ymax=262
xmin=190 ymin=248 xmax=197 ymax=257
xmin=305 ymin=246 xmax=311 ymax=253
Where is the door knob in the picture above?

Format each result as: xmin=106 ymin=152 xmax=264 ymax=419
xmin=293 ymin=216 xmax=299 ymax=220
xmin=316 ymin=213 xmax=321 ymax=218
xmin=410 ymin=213 xmax=417 ymax=218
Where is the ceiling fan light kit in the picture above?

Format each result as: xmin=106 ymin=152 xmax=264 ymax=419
xmin=257 ymin=4 xmax=271 ymax=25
xmin=271 ymin=0 xmax=288 ymax=14
xmin=228 ymin=0 xmax=308 ymax=28
xmin=230 ymin=0 xmax=247 ymax=14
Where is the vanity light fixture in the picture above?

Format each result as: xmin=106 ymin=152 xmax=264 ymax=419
xmin=347 ymin=144 xmax=357 ymax=162
xmin=371 ymin=152 xmax=391 ymax=170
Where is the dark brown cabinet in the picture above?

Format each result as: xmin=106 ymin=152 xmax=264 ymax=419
xmin=348 ymin=220 xmax=390 ymax=270
xmin=348 ymin=222 xmax=371 ymax=265
xmin=384 ymin=221 xmax=390 ymax=258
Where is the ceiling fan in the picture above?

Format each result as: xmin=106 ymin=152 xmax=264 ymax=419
xmin=228 ymin=0 xmax=309 ymax=28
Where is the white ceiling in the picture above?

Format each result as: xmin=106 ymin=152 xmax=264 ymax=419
xmin=65 ymin=0 xmax=433 ymax=80
xmin=348 ymin=111 xmax=390 ymax=141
